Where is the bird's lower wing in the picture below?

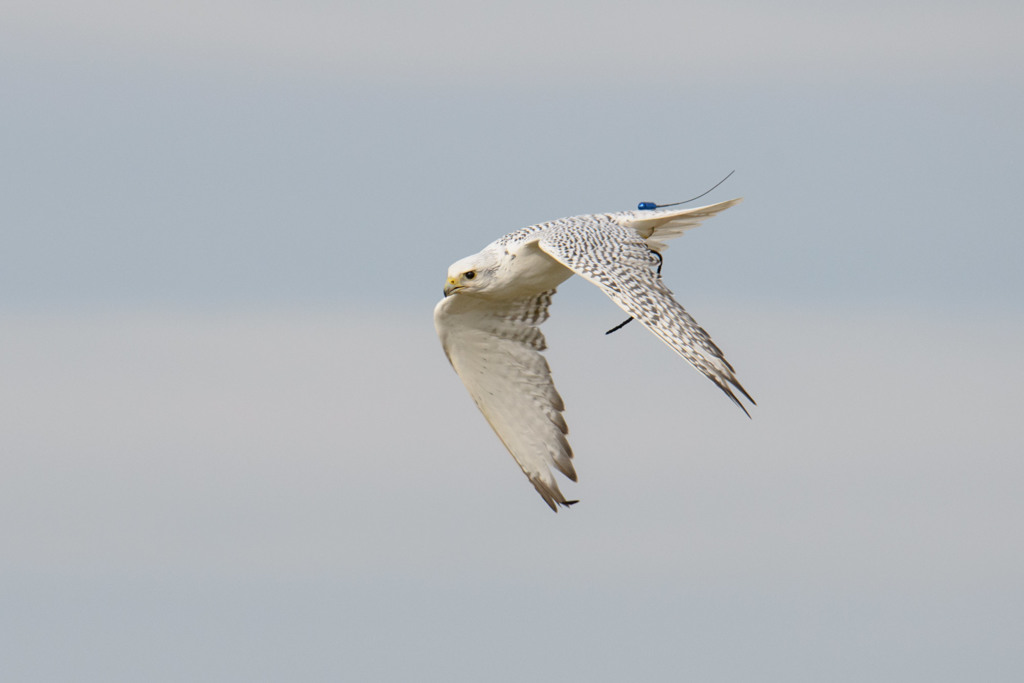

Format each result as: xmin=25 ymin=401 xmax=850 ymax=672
xmin=535 ymin=219 xmax=755 ymax=415
xmin=433 ymin=290 xmax=577 ymax=511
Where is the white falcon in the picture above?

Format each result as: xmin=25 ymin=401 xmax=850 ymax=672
xmin=434 ymin=198 xmax=754 ymax=511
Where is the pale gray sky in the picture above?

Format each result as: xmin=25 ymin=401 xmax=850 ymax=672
xmin=1 ymin=1 xmax=1022 ymax=681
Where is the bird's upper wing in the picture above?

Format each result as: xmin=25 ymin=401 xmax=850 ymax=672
xmin=433 ymin=290 xmax=577 ymax=511
xmin=534 ymin=216 xmax=755 ymax=414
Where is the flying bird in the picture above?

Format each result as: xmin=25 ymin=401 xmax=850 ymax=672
xmin=433 ymin=198 xmax=754 ymax=510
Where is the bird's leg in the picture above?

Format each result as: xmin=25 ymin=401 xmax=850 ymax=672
xmin=652 ymin=250 xmax=664 ymax=275
xmin=605 ymin=250 xmax=664 ymax=335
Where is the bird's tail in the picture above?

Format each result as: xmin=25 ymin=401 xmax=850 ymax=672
xmin=615 ymin=198 xmax=743 ymax=252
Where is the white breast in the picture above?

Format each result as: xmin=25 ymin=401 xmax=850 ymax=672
xmin=496 ymin=240 xmax=574 ymax=298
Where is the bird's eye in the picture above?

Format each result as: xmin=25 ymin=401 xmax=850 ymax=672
xmin=464 ymin=271 xmax=476 ymax=280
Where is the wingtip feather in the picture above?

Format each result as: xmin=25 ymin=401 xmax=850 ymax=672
xmin=530 ymin=475 xmax=576 ymax=512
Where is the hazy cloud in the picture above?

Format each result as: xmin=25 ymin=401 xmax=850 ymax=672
xmin=3 ymin=0 xmax=1022 ymax=84
xmin=2 ymin=308 xmax=1020 ymax=581
xmin=2 ymin=308 xmax=1021 ymax=679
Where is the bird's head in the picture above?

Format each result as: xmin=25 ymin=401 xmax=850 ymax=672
xmin=443 ymin=252 xmax=499 ymax=297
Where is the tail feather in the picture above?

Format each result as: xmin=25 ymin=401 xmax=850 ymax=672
xmin=614 ymin=198 xmax=743 ymax=251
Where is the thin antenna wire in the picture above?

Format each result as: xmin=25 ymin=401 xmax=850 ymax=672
xmin=637 ymin=170 xmax=735 ymax=210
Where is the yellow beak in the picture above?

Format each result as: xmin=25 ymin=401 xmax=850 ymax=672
xmin=443 ymin=276 xmax=462 ymax=297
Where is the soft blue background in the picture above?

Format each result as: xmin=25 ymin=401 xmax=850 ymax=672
xmin=2 ymin=2 xmax=1022 ymax=681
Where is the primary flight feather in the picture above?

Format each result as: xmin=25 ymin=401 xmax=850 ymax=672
xmin=433 ymin=198 xmax=754 ymax=511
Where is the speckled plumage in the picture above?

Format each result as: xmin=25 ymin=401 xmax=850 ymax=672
xmin=434 ymin=198 xmax=754 ymax=511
